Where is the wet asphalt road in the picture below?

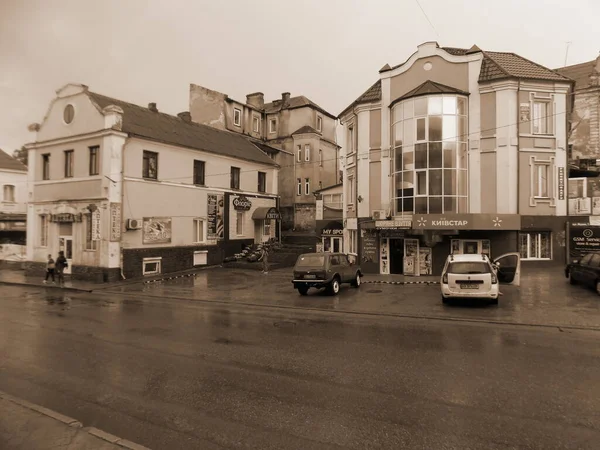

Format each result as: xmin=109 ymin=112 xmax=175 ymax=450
xmin=0 ymin=283 xmax=599 ymax=449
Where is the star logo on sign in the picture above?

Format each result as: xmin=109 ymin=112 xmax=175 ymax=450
xmin=417 ymin=217 xmax=427 ymax=227
xmin=493 ymin=217 xmax=502 ymax=227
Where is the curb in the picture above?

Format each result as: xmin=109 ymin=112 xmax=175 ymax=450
xmin=142 ymin=264 xmax=222 ymax=284
xmin=0 ymin=280 xmax=93 ymax=293
xmin=363 ymin=280 xmax=440 ymax=285
xmin=0 ymin=390 xmax=151 ymax=450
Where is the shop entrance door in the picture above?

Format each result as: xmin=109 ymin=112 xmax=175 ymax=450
xmin=58 ymin=236 xmax=73 ymax=275
xmin=389 ymin=239 xmax=404 ymax=274
xmin=323 ymin=236 xmax=342 ymax=253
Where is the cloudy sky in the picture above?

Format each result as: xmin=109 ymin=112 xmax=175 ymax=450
xmin=1 ymin=0 xmax=598 ymax=154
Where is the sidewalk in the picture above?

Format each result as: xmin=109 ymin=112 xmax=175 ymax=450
xmin=362 ymin=273 xmax=440 ymax=285
xmin=0 ymin=391 xmax=149 ymax=450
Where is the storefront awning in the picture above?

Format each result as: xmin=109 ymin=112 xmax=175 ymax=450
xmin=319 ymin=220 xmax=344 ymax=236
xmin=252 ymin=207 xmax=281 ymax=220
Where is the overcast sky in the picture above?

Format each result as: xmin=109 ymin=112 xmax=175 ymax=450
xmin=1 ymin=0 xmax=599 ymax=154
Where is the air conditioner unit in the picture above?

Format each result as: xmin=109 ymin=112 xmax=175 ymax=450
xmin=372 ymin=210 xmax=386 ymax=220
xmin=126 ymin=218 xmax=142 ymax=230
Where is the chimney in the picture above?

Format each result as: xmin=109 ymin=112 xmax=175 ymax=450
xmin=281 ymin=92 xmax=291 ymax=108
xmin=177 ymin=111 xmax=192 ymax=123
xmin=246 ymin=92 xmax=264 ymax=109
xmin=148 ymin=102 xmax=158 ymax=112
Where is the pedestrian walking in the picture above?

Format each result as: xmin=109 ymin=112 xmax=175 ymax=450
xmin=261 ymin=245 xmax=269 ymax=274
xmin=43 ymin=254 xmax=55 ymax=284
xmin=55 ymin=251 xmax=68 ymax=287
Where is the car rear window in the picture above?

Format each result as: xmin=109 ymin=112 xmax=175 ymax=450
xmin=296 ymin=255 xmax=325 ymax=267
xmin=447 ymin=262 xmax=492 ymax=274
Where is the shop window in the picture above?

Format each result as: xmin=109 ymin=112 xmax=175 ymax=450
xmin=230 ymin=166 xmax=240 ymax=189
xmin=142 ymin=257 xmax=162 ymax=276
xmin=193 ymin=218 xmax=206 ymax=243
xmin=236 ymin=212 xmax=244 ymax=236
xmin=233 ymin=108 xmax=241 ymax=127
xmin=143 ymin=150 xmax=158 ymax=179
xmin=3 ymin=184 xmax=15 ymax=203
xmin=89 ymin=146 xmax=99 ymax=176
xmin=39 ymin=215 xmax=48 ymax=247
xmin=263 ymin=219 xmax=271 ymax=236
xmin=85 ymin=213 xmax=98 ymax=251
xmin=519 ymin=232 xmax=551 ymax=260
xmin=42 ymin=154 xmax=50 ymax=180
xmin=64 ymin=150 xmax=74 ymax=178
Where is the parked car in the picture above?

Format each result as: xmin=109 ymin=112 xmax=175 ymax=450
xmin=440 ymin=253 xmax=521 ymax=305
xmin=565 ymin=252 xmax=600 ymax=294
xmin=292 ymin=252 xmax=363 ymax=296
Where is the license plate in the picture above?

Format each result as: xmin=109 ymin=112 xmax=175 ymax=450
xmin=460 ymin=284 xmax=479 ymax=290
xmin=304 ymin=275 xmax=316 ymax=279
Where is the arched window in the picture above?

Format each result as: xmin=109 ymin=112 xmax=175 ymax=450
xmin=391 ymin=95 xmax=468 ymax=215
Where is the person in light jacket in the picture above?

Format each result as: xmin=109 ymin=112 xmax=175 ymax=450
xmin=43 ymin=254 xmax=55 ymax=284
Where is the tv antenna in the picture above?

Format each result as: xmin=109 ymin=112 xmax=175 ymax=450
xmin=564 ymin=41 xmax=572 ymax=66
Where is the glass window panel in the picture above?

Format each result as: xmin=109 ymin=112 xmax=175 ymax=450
xmin=540 ymin=232 xmax=551 ymax=258
xmin=414 ymin=97 xmax=427 ymax=116
xmin=429 ymin=116 xmax=443 ymax=141
xmin=394 ymin=104 xmax=403 ymax=123
xmin=429 ymin=169 xmax=442 ymax=196
xmin=415 ymin=143 xmax=427 ymax=169
xmin=415 ymin=197 xmax=427 ymax=214
xmin=458 ymin=115 xmax=468 ymax=141
xmin=458 ymin=196 xmax=467 ymax=213
xmin=429 ymin=142 xmax=443 ymax=168
xmin=429 ymin=196 xmax=442 ymax=214
xmin=402 ymin=170 xmax=414 ymax=190
xmin=416 ymin=171 xmax=427 ymax=195
xmin=443 ymin=196 xmax=457 ymax=213
xmin=444 ymin=147 xmax=456 ymax=168
xmin=528 ymin=233 xmax=538 ymax=258
xmin=403 ymin=99 xmax=414 ymax=119
xmin=394 ymin=148 xmax=403 ymax=173
xmin=519 ymin=233 xmax=528 ymax=259
xmin=458 ymin=143 xmax=468 ymax=168
xmin=442 ymin=115 xmax=457 ymax=141
xmin=395 ymin=198 xmax=402 ymax=215
xmin=394 ymin=122 xmax=403 ymax=147
xmin=404 ymin=119 xmax=414 ymax=148
xmin=403 ymin=151 xmax=414 ymax=170
xmin=457 ymin=97 xmax=467 ymax=115
xmin=458 ymin=169 xmax=468 ymax=196
xmin=403 ymin=197 xmax=414 ymax=214
xmin=428 ymin=96 xmax=443 ymax=115
xmin=443 ymin=96 xmax=457 ymax=114
xmin=416 ymin=118 xmax=426 ymax=141
xmin=444 ymin=169 xmax=456 ymax=195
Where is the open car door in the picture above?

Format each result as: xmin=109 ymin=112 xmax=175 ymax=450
xmin=493 ymin=253 xmax=521 ymax=286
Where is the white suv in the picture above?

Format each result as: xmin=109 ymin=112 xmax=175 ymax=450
xmin=440 ymin=253 xmax=521 ymax=305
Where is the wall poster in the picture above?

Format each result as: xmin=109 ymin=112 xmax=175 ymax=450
xmin=404 ymin=239 xmax=419 ymax=276
xmin=418 ymin=247 xmax=432 ymax=276
xmin=380 ymin=238 xmax=389 ymax=274
xmin=142 ymin=217 xmax=172 ymax=244
xmin=207 ymin=194 xmax=225 ymax=241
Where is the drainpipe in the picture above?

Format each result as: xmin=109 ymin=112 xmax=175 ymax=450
xmin=119 ymin=138 xmax=128 ymax=280
xmin=516 ymin=79 xmax=521 ymax=257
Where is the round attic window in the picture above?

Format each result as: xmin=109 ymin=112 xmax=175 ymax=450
xmin=63 ymin=104 xmax=75 ymax=124
xmin=423 ymin=62 xmax=433 ymax=71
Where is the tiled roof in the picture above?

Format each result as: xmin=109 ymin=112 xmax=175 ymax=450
xmin=88 ymin=92 xmax=277 ymax=167
xmin=391 ymin=80 xmax=469 ymax=106
xmin=441 ymin=47 xmax=469 ymax=56
xmin=338 ymin=80 xmax=382 ymax=118
xmin=292 ymin=125 xmax=320 ymax=135
xmin=479 ymin=51 xmax=571 ymax=82
xmin=555 ymin=60 xmax=598 ymax=90
xmin=263 ymin=96 xmax=336 ymax=119
xmin=0 ymin=150 xmax=27 ymax=172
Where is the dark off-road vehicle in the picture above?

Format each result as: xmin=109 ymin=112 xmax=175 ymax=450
xmin=292 ymin=252 xmax=363 ymax=296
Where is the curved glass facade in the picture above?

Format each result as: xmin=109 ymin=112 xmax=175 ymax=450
xmin=392 ymin=95 xmax=468 ymax=215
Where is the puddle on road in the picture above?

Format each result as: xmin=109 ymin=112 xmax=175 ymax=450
xmin=366 ymin=289 xmax=382 ymax=294
xmin=273 ymin=320 xmax=297 ymax=328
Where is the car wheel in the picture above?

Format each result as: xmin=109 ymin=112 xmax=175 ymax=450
xmin=297 ymin=286 xmax=309 ymax=296
xmin=351 ymin=273 xmax=361 ymax=288
xmin=441 ymin=295 xmax=448 ymax=304
xmin=568 ymin=272 xmax=577 ymax=285
xmin=490 ymin=297 xmax=499 ymax=305
xmin=595 ymin=280 xmax=600 ymax=296
xmin=328 ymin=277 xmax=340 ymax=295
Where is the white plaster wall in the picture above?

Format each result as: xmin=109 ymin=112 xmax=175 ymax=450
xmin=468 ymin=57 xmax=483 ymax=213
xmin=380 ymin=77 xmax=391 ymax=213
xmin=356 ymin=110 xmax=370 ymax=218
xmin=554 ymin=91 xmax=568 ymax=216
xmin=495 ymin=87 xmax=519 ymax=214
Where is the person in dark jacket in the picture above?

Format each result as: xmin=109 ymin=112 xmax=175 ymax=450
xmin=55 ymin=251 xmax=68 ymax=287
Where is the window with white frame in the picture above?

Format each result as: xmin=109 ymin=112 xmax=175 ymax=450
xmin=143 ymin=257 xmax=162 ymax=275
xmin=305 ymin=144 xmax=310 ymax=161
xmin=263 ymin=219 xmax=271 ymax=236
xmin=233 ymin=108 xmax=241 ymax=127
xmin=519 ymin=232 xmax=551 ymax=260
xmin=317 ymin=116 xmax=322 ymax=132
xmin=84 ymin=213 xmax=98 ymax=250
xmin=193 ymin=218 xmax=206 ymax=243
xmin=349 ymin=229 xmax=358 ymax=254
xmin=532 ymin=101 xmax=550 ymax=135
xmin=305 ymin=178 xmax=310 ymax=195
xmin=533 ymin=163 xmax=549 ymax=198
xmin=296 ymin=178 xmax=302 ymax=196
xmin=39 ymin=215 xmax=48 ymax=247
xmin=236 ymin=212 xmax=244 ymax=235
xmin=347 ymin=176 xmax=355 ymax=204
xmin=296 ymin=146 xmax=302 ymax=162
xmin=252 ymin=116 xmax=260 ymax=132
xmin=348 ymin=126 xmax=354 ymax=153
xmin=3 ymin=184 xmax=15 ymax=202
xmin=319 ymin=149 xmax=323 ymax=166
xmin=269 ymin=118 xmax=277 ymax=133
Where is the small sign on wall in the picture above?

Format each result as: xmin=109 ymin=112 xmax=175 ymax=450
xmin=110 ymin=203 xmax=121 ymax=242
xmin=91 ymin=209 xmax=101 ymax=241
xmin=519 ymin=103 xmax=530 ymax=123
xmin=558 ymin=167 xmax=565 ymax=200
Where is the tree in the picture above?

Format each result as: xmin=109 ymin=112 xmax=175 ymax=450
xmin=12 ymin=146 xmax=27 ymax=166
